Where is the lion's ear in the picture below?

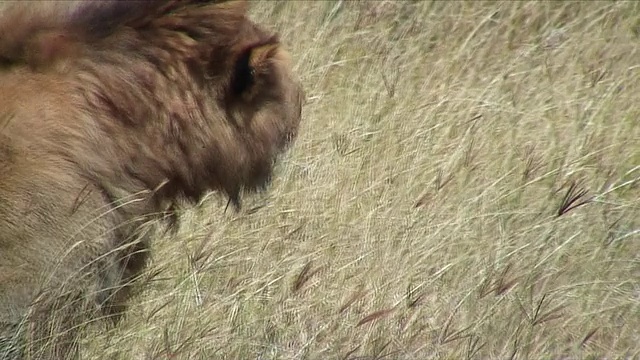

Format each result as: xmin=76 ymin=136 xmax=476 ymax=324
xmin=231 ymin=41 xmax=280 ymax=97
xmin=248 ymin=43 xmax=279 ymax=70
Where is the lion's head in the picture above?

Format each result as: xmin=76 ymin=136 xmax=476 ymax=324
xmin=0 ymin=0 xmax=304 ymax=211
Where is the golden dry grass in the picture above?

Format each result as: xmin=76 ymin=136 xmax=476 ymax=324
xmin=80 ymin=1 xmax=640 ymax=359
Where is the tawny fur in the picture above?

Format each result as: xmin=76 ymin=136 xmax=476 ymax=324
xmin=0 ymin=1 xmax=304 ymax=358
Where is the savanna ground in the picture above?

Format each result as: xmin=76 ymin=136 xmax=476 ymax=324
xmin=80 ymin=1 xmax=639 ymax=359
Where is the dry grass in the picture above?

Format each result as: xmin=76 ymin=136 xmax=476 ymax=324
xmin=81 ymin=1 xmax=639 ymax=359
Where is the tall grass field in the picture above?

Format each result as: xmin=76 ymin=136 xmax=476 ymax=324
xmin=76 ymin=1 xmax=639 ymax=359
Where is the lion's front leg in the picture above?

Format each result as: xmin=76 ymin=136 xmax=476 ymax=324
xmin=6 ymin=283 xmax=98 ymax=360
xmin=0 ymin=322 xmax=23 ymax=360
xmin=96 ymin=223 xmax=153 ymax=324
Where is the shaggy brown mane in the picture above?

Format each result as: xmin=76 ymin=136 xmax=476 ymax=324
xmin=0 ymin=1 xmax=251 ymax=67
xmin=1 ymin=0 xmax=296 ymax=210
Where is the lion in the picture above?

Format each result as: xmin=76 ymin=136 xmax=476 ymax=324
xmin=0 ymin=0 xmax=304 ymax=358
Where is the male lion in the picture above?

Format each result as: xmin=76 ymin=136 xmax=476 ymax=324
xmin=0 ymin=0 xmax=304 ymax=358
